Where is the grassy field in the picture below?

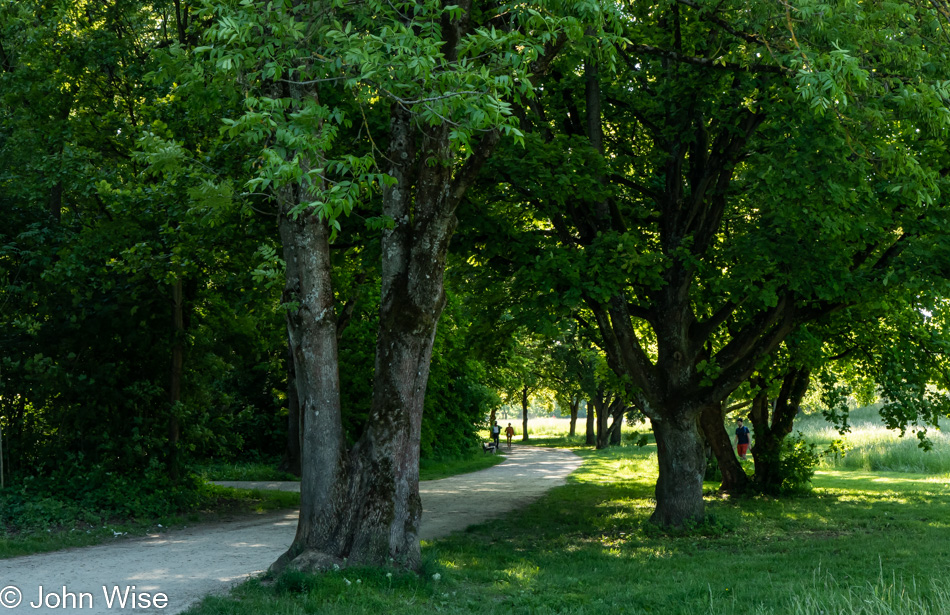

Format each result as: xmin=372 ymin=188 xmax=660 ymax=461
xmin=184 ymin=435 xmax=950 ymax=615
xmin=794 ymin=406 xmax=950 ymax=475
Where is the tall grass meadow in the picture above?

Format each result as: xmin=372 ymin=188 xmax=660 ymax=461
xmin=795 ymin=406 xmax=950 ymax=475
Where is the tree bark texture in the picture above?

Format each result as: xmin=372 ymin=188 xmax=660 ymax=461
xmin=280 ymin=341 xmax=302 ymax=477
xmin=275 ymin=200 xmax=350 ymax=571
xmin=650 ymin=415 xmax=706 ymax=526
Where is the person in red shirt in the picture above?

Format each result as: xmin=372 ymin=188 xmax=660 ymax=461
xmin=504 ymin=423 xmax=515 ymax=449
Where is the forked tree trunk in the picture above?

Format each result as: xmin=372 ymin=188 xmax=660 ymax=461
xmin=650 ymin=414 xmax=706 ymax=526
xmin=750 ymin=368 xmax=811 ymax=493
xmin=699 ymin=403 xmax=749 ymax=493
xmin=275 ymin=103 xmax=498 ymax=571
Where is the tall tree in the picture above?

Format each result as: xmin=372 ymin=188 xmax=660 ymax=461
xmin=200 ymin=0 xmax=567 ymax=569
xmin=481 ymin=0 xmax=950 ymax=525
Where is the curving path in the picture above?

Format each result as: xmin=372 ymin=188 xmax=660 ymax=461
xmin=0 ymin=445 xmax=580 ymax=614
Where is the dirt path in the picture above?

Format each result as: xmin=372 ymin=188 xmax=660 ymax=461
xmin=0 ymin=445 xmax=580 ymax=614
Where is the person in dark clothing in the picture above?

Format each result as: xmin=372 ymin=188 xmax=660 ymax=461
xmin=735 ymin=418 xmax=751 ymax=460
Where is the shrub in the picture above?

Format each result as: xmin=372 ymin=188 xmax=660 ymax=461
xmin=776 ymin=432 xmax=821 ymax=492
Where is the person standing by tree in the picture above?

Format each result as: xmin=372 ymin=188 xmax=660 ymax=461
xmin=505 ymin=423 xmax=515 ymax=449
xmin=735 ymin=419 xmax=751 ymax=460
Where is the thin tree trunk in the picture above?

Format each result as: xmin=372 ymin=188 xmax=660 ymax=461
xmin=568 ymin=396 xmax=579 ymax=437
xmin=608 ymin=400 xmax=625 ymax=445
xmin=49 ymin=181 xmax=63 ymax=223
xmin=167 ymin=278 xmax=184 ymax=482
xmin=521 ymin=385 xmax=529 ymax=442
xmin=585 ymin=399 xmax=596 ymax=445
xmin=595 ymin=393 xmax=610 ymax=449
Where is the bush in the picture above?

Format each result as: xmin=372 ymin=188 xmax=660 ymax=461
xmin=776 ymin=432 xmax=821 ymax=492
xmin=0 ymin=459 xmax=211 ymax=534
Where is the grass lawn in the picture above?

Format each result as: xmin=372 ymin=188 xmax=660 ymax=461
xmin=185 ymin=440 xmax=950 ymax=615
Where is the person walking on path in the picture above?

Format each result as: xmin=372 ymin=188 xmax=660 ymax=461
xmin=505 ymin=423 xmax=515 ymax=449
xmin=491 ymin=421 xmax=501 ymax=449
xmin=735 ymin=418 xmax=751 ymax=460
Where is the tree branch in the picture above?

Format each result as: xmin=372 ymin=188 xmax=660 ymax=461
xmin=673 ymin=0 xmax=770 ymax=46
xmin=610 ymin=173 xmax=660 ymax=201
xmin=624 ymin=43 xmax=791 ymax=75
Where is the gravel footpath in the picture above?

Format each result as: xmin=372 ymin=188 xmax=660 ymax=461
xmin=0 ymin=445 xmax=580 ymax=614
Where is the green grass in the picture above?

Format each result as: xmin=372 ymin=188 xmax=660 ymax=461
xmin=794 ymin=408 xmax=950 ymax=475
xmin=0 ymin=483 xmax=300 ymax=559
xmin=182 ymin=441 xmax=950 ymax=615
xmin=193 ymin=461 xmax=299 ymax=482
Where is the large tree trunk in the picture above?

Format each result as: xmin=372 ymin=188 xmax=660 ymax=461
xmin=650 ymin=414 xmax=706 ymax=526
xmin=274 ymin=201 xmax=350 ymax=572
xmin=699 ymin=403 xmax=749 ymax=493
xmin=521 ymin=385 xmax=529 ymax=442
xmin=276 ymin=103 xmax=497 ymax=571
